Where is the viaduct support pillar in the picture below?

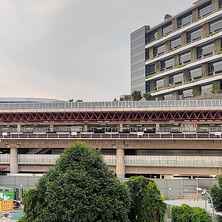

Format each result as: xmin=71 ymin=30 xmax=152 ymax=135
xmin=116 ymin=144 xmax=125 ymax=179
xmin=10 ymin=147 xmax=18 ymax=174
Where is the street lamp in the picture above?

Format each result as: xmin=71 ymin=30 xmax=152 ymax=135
xmin=197 ymin=187 xmax=216 ymax=222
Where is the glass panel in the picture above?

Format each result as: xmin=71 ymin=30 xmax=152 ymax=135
xmin=197 ymin=43 xmax=214 ymax=58
xmin=213 ymin=60 xmax=222 ymax=74
xmin=146 ymin=64 xmax=156 ymax=76
xmin=164 ymin=93 xmax=178 ymax=100
xmin=219 ymin=0 xmax=222 ymax=8
xmin=201 ymin=84 xmax=213 ymax=96
xmin=173 ymin=73 xmax=184 ymax=85
xmin=163 ymin=23 xmax=173 ymax=36
xmin=178 ymin=13 xmax=192 ymax=28
xmin=179 ymin=51 xmax=191 ymax=64
xmin=171 ymin=37 xmax=181 ymax=49
xmin=199 ymin=3 xmax=213 ymax=18
xmin=190 ymin=67 xmax=202 ymax=81
xmin=156 ymin=79 xmax=166 ymax=89
xmin=210 ymin=19 xmax=222 ymax=33
xmin=187 ymin=28 xmax=202 ymax=43
xmin=183 ymin=89 xmax=193 ymax=98
xmin=165 ymin=58 xmax=175 ymax=69
xmin=157 ymin=44 xmax=166 ymax=56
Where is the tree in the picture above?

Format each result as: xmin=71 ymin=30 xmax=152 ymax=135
xmin=127 ymin=176 xmax=166 ymax=222
xmin=21 ymin=143 xmax=130 ymax=222
xmin=171 ymin=204 xmax=212 ymax=222
xmin=211 ymin=176 xmax=222 ymax=211
xmin=131 ymin=91 xmax=142 ymax=101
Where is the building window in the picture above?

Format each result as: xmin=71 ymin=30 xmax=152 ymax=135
xmin=173 ymin=73 xmax=184 ymax=85
xmin=210 ymin=18 xmax=222 ymax=33
xmin=145 ymin=48 xmax=149 ymax=60
xmin=164 ymin=93 xmax=178 ymax=100
xmin=208 ymin=60 xmax=222 ymax=75
xmin=183 ymin=89 xmax=193 ymax=98
xmin=171 ymin=37 xmax=182 ymax=49
xmin=219 ymin=0 xmax=222 ymax=8
xmin=197 ymin=43 xmax=214 ymax=59
xmin=189 ymin=67 xmax=202 ymax=81
xmin=165 ymin=58 xmax=175 ymax=70
xmin=156 ymin=78 xmax=167 ymax=90
xmin=146 ymin=81 xmax=151 ymax=93
xmin=145 ymin=64 xmax=156 ymax=76
xmin=198 ymin=2 xmax=213 ymax=18
xmin=160 ymin=61 xmax=166 ymax=71
xmin=163 ymin=23 xmax=173 ymax=36
xmin=179 ymin=51 xmax=192 ymax=64
xmin=154 ymin=44 xmax=166 ymax=57
xmin=177 ymin=13 xmax=192 ymax=28
xmin=201 ymin=84 xmax=213 ymax=96
xmin=187 ymin=28 xmax=202 ymax=43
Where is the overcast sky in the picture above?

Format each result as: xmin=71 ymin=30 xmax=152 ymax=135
xmin=0 ymin=0 xmax=193 ymax=101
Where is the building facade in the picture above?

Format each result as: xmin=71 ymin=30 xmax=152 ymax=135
xmin=0 ymin=100 xmax=222 ymax=179
xmin=131 ymin=0 xmax=222 ymax=100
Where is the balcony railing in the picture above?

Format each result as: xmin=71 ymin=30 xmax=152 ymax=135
xmin=0 ymin=99 xmax=221 ymax=111
xmin=1 ymin=133 xmax=222 ymax=140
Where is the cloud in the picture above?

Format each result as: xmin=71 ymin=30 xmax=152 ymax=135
xmin=0 ymin=0 xmax=193 ymax=101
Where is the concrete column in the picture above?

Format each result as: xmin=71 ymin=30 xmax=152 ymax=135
xmin=214 ymin=38 xmax=222 ymax=54
xmin=116 ymin=146 xmax=125 ymax=179
xmin=202 ymin=23 xmax=210 ymax=38
xmin=17 ymin=124 xmax=21 ymax=133
xmin=156 ymin=123 xmax=160 ymax=132
xmin=49 ymin=124 xmax=54 ymax=132
xmin=181 ymin=32 xmax=187 ymax=46
xmin=192 ymin=8 xmax=199 ymax=22
xmin=119 ymin=124 xmax=123 ymax=133
xmin=172 ymin=18 xmax=177 ymax=31
xmin=10 ymin=148 xmax=18 ymax=174
xmin=156 ymin=61 xmax=160 ymax=73
xmin=149 ymin=47 xmax=154 ymax=59
xmin=191 ymin=47 xmax=197 ymax=62
xmin=212 ymin=0 xmax=220 ymax=11
xmin=83 ymin=124 xmax=88 ymax=132
xmin=202 ymin=63 xmax=209 ymax=77
xmin=165 ymin=40 xmax=171 ymax=52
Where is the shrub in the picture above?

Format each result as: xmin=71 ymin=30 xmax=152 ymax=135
xmin=127 ymin=176 xmax=166 ymax=222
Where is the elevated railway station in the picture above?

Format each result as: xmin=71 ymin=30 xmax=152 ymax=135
xmin=0 ymin=100 xmax=222 ymax=179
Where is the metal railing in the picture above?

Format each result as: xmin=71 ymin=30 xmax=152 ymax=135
xmin=0 ymin=99 xmax=221 ymax=111
xmin=1 ymin=132 xmax=222 ymax=140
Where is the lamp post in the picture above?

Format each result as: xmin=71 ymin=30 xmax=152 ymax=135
xmin=197 ymin=187 xmax=216 ymax=222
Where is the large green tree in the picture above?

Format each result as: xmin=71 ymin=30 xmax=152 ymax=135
xmin=127 ymin=176 xmax=166 ymax=222
xmin=21 ymin=143 xmax=130 ymax=222
xmin=211 ymin=176 xmax=222 ymax=211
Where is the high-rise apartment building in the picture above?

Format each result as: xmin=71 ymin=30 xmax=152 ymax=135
xmin=131 ymin=0 xmax=222 ymax=100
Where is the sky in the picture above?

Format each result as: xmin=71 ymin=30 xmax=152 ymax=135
xmin=0 ymin=0 xmax=193 ymax=101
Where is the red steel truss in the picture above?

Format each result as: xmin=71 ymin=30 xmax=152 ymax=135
xmin=0 ymin=110 xmax=221 ymax=123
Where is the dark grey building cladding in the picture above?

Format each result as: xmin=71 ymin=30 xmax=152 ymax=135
xmin=130 ymin=26 xmax=149 ymax=94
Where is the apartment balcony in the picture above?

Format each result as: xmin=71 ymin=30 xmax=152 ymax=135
xmin=146 ymin=53 xmax=222 ymax=82
xmin=146 ymin=30 xmax=222 ymax=65
xmin=145 ymin=8 xmax=222 ymax=49
xmin=149 ymin=72 xmax=222 ymax=96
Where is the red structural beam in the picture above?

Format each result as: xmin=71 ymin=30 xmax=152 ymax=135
xmin=0 ymin=111 xmax=221 ymax=123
